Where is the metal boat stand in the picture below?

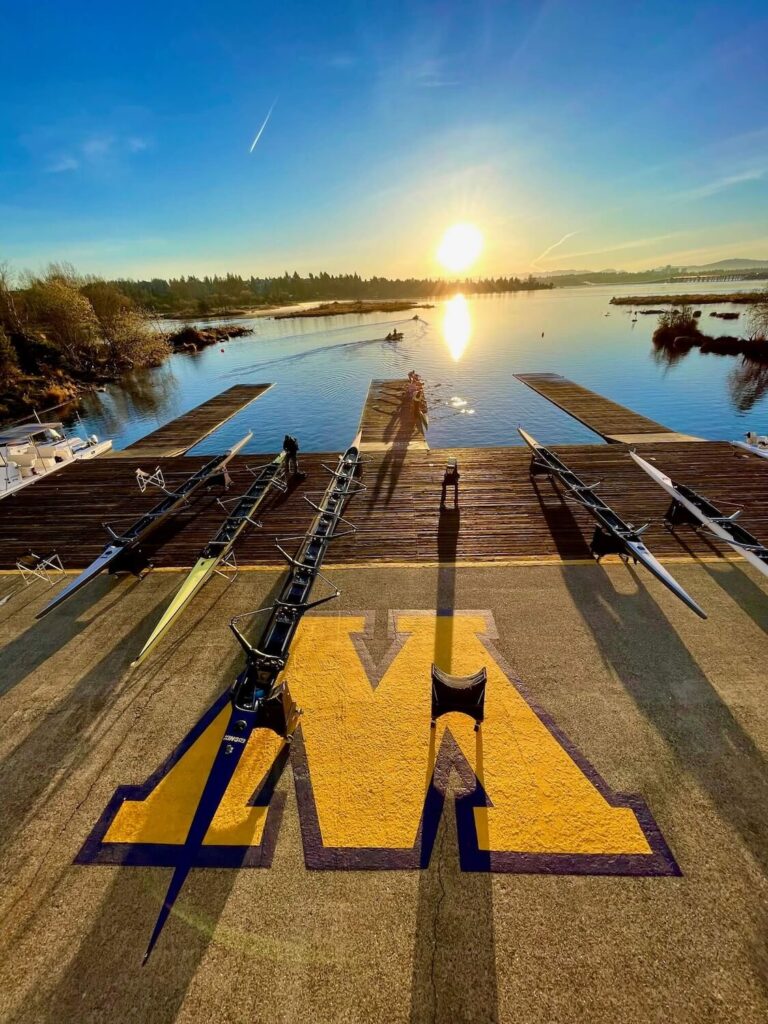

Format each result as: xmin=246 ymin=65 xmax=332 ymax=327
xmin=135 ymin=466 xmax=169 ymax=494
xmin=18 ymin=550 xmax=65 ymax=587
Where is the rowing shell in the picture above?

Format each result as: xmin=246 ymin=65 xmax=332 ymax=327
xmin=413 ymin=391 xmax=429 ymax=431
xmin=37 ymin=432 xmax=252 ymax=619
xmin=142 ymin=432 xmax=363 ymax=961
xmin=131 ymin=450 xmax=286 ymax=666
xmin=732 ymin=440 xmax=768 ymax=461
xmin=518 ymin=427 xmax=707 ymax=619
xmin=630 ymin=451 xmax=768 ymax=579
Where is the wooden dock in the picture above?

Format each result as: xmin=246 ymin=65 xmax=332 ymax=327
xmin=2 ymin=440 xmax=766 ymax=570
xmin=105 ymin=384 xmax=272 ymax=458
xmin=358 ymin=379 xmax=429 ymax=451
xmin=516 ymin=373 xmax=703 ymax=444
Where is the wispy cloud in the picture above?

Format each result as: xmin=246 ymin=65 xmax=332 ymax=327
xmin=40 ymin=131 xmax=150 ymax=174
xmin=47 ymin=155 xmax=80 ymax=174
xmin=325 ymin=53 xmax=357 ymax=70
xmin=249 ymin=98 xmax=278 ymax=153
xmin=531 ymin=231 xmax=579 ymax=268
xmin=674 ymin=168 xmax=765 ymax=201
xmin=410 ymin=58 xmax=458 ymax=88
xmin=81 ymin=135 xmax=114 ymax=159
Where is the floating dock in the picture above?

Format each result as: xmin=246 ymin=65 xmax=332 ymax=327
xmin=2 ymin=440 xmax=766 ymax=570
xmin=3 ymin=376 xmax=766 ymax=571
xmin=358 ymin=379 xmax=429 ymax=451
xmin=516 ymin=372 xmax=703 ymax=443
xmin=105 ymin=384 xmax=272 ymax=458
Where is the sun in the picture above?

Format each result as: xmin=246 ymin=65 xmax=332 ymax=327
xmin=437 ymin=223 xmax=483 ymax=274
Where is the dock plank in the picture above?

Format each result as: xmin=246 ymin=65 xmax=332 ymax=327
xmin=358 ymin=379 xmax=429 ymax=451
xmin=105 ymin=384 xmax=272 ymax=457
xmin=516 ymin=373 xmax=703 ymax=443
xmin=2 ymin=441 xmax=766 ymax=570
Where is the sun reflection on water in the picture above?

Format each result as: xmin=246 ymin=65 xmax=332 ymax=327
xmin=442 ymin=294 xmax=472 ymax=362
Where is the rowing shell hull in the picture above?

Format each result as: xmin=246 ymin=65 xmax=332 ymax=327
xmin=37 ymin=545 xmax=123 ymax=619
xmin=623 ymin=537 xmax=707 ymax=618
xmin=630 ymin=451 xmax=768 ymax=581
xmin=35 ymin=432 xmax=251 ymax=621
xmin=143 ymin=434 xmax=363 ymax=960
xmin=518 ymin=426 xmax=707 ymax=619
xmin=131 ymin=556 xmax=218 ymax=666
xmin=732 ymin=440 xmax=768 ymax=461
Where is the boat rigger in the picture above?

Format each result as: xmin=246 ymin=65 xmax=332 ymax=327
xmin=518 ymin=427 xmax=707 ymax=619
xmin=36 ymin=432 xmax=253 ymax=619
xmin=630 ymin=451 xmax=768 ymax=580
xmin=142 ymin=431 xmax=365 ymax=961
xmin=131 ymin=450 xmax=287 ymax=666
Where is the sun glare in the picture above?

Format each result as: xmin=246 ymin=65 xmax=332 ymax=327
xmin=437 ymin=223 xmax=483 ymax=274
xmin=442 ymin=294 xmax=472 ymax=361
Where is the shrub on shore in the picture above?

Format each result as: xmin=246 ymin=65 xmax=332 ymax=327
xmin=747 ymin=297 xmax=768 ymax=341
xmin=0 ymin=325 xmax=18 ymax=377
xmin=652 ymin=305 xmax=702 ymax=345
xmin=653 ymin=303 xmax=768 ymax=363
xmin=0 ymin=263 xmax=169 ymax=381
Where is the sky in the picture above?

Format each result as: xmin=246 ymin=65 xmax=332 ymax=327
xmin=0 ymin=0 xmax=767 ymax=279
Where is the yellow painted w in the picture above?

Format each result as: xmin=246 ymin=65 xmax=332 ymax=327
xmin=84 ymin=612 xmax=678 ymax=876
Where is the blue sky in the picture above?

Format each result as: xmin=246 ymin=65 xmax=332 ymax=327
xmin=1 ymin=0 xmax=766 ymax=277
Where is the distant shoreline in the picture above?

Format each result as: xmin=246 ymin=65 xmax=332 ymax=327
xmin=272 ymin=299 xmax=433 ymax=319
xmin=611 ymin=291 xmax=767 ymax=306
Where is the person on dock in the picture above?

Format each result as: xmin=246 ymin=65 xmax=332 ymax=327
xmin=282 ymin=434 xmax=305 ymax=479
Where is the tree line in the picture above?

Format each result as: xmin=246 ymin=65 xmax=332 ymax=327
xmin=113 ymin=270 xmax=552 ymax=315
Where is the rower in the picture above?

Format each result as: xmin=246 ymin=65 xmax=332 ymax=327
xmin=283 ymin=434 xmax=306 ymax=479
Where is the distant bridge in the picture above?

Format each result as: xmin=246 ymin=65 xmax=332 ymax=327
xmin=669 ymin=273 xmax=768 ymax=283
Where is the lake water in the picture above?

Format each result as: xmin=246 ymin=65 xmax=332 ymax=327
xmin=70 ymin=282 xmax=767 ymax=454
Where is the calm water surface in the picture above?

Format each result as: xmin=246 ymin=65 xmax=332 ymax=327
xmin=70 ymin=282 xmax=767 ymax=454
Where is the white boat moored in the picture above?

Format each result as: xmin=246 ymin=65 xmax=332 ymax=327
xmin=0 ymin=421 xmax=112 ymax=498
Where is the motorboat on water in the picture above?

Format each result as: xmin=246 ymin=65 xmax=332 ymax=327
xmin=0 ymin=421 xmax=112 ymax=497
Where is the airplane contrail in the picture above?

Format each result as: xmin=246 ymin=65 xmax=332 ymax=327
xmin=249 ymin=98 xmax=278 ymax=153
xmin=531 ymin=231 xmax=579 ymax=268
